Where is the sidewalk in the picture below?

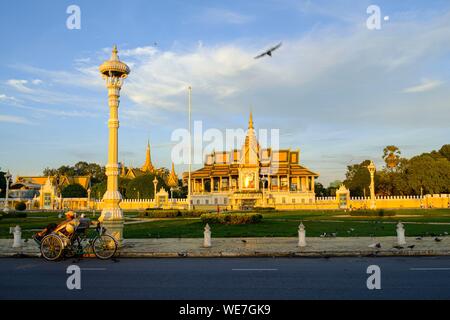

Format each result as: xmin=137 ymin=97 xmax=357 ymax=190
xmin=0 ymin=237 xmax=449 ymax=258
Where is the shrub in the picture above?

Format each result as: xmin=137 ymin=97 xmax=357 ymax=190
xmin=3 ymin=212 xmax=27 ymax=218
xmin=15 ymin=201 xmax=27 ymax=211
xmin=200 ymin=213 xmax=263 ymax=225
xmin=349 ymin=209 xmax=395 ymax=217
xmin=253 ymin=206 xmax=276 ymax=212
xmin=138 ymin=209 xmax=209 ymax=218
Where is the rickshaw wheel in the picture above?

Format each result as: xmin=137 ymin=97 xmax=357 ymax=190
xmin=92 ymin=235 xmax=117 ymax=260
xmin=40 ymin=234 xmax=64 ymax=261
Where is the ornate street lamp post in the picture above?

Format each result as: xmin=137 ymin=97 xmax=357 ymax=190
xmin=153 ymin=177 xmax=158 ymax=199
xmin=99 ymin=45 xmax=130 ymax=244
xmin=3 ymin=171 xmax=12 ymax=213
xmin=367 ymin=161 xmax=376 ymax=209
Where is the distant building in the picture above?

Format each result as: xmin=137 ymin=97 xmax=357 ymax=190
xmin=121 ymin=141 xmax=169 ymax=180
xmin=186 ymin=113 xmax=319 ymax=209
xmin=11 ymin=175 xmax=91 ymax=210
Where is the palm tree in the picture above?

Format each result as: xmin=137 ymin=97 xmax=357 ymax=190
xmin=383 ymin=145 xmax=401 ymax=169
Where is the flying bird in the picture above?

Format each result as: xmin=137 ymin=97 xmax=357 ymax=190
xmin=254 ymin=42 xmax=282 ymax=59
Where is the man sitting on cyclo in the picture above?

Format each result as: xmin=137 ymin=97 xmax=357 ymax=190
xmin=33 ymin=211 xmax=98 ymax=243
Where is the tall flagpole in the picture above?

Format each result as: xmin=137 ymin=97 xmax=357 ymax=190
xmin=188 ymin=86 xmax=192 ymax=211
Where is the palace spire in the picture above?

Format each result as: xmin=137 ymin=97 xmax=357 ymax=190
xmin=141 ymin=140 xmax=155 ymax=173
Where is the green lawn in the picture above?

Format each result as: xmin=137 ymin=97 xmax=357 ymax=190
xmin=123 ymin=218 xmax=450 ymax=238
xmin=1 ymin=209 xmax=450 ymax=239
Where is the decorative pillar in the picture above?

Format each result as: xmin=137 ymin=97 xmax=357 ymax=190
xmin=396 ymin=222 xmax=406 ymax=245
xmin=298 ymin=223 xmax=306 ymax=247
xmin=367 ymin=161 xmax=376 ymax=209
xmin=99 ymin=46 xmax=130 ymax=245
xmin=203 ymin=224 xmax=211 ymax=248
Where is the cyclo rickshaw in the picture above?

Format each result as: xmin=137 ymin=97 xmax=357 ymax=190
xmin=33 ymin=213 xmax=118 ymax=261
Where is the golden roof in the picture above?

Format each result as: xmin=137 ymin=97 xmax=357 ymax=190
xmin=167 ymin=163 xmax=178 ymax=188
xmin=141 ymin=141 xmax=155 ymax=173
xmin=99 ymin=45 xmax=130 ymax=78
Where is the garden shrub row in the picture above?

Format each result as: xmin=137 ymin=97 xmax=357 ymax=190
xmin=200 ymin=213 xmax=263 ymax=225
xmin=349 ymin=209 xmax=396 ymax=217
xmin=139 ymin=209 xmax=210 ymax=218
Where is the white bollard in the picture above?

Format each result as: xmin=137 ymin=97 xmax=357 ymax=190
xmin=298 ymin=223 xmax=306 ymax=247
xmin=12 ymin=225 xmax=22 ymax=248
xmin=396 ymin=222 xmax=406 ymax=245
xmin=203 ymin=224 xmax=211 ymax=248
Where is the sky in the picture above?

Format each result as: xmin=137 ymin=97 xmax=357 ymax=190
xmin=0 ymin=0 xmax=450 ymax=186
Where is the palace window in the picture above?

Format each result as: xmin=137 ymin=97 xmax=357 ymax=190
xmin=280 ymin=177 xmax=288 ymax=191
xmin=271 ymin=177 xmax=278 ymax=190
xmin=222 ymin=178 xmax=229 ymax=191
xmin=213 ymin=178 xmax=220 ymax=192
xmin=44 ymin=193 xmax=51 ymax=207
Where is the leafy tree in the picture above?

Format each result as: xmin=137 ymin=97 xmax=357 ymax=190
xmin=404 ymin=153 xmax=450 ymax=195
xmin=0 ymin=170 xmax=7 ymax=198
xmin=90 ymin=177 xmax=130 ymax=200
xmin=343 ymin=160 xmax=372 ymax=197
xmin=172 ymin=179 xmax=188 ymax=198
xmin=43 ymin=162 xmax=106 ymax=184
xmin=61 ymin=183 xmax=88 ymax=198
xmin=314 ymin=182 xmax=329 ymax=197
xmin=439 ymin=144 xmax=450 ymax=161
xmin=91 ymin=181 xmax=106 ymax=200
xmin=126 ymin=174 xmax=168 ymax=199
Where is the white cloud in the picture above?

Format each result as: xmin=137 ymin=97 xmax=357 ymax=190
xmin=403 ymin=79 xmax=443 ymax=93
xmin=0 ymin=94 xmax=18 ymax=103
xmin=6 ymin=79 xmax=33 ymax=93
xmin=0 ymin=114 xmax=31 ymax=124
xmin=197 ymin=8 xmax=253 ymax=25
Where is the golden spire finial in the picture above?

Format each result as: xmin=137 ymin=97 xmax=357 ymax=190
xmin=112 ymin=45 xmax=119 ymax=61
xmin=141 ymin=140 xmax=154 ymax=173
xmin=248 ymin=110 xmax=254 ymax=129
xmin=167 ymin=162 xmax=178 ymax=188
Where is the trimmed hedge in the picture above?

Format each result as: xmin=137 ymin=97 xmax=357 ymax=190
xmin=349 ymin=209 xmax=395 ymax=217
xmin=200 ymin=213 xmax=263 ymax=225
xmin=15 ymin=201 xmax=26 ymax=211
xmin=138 ymin=209 xmax=209 ymax=218
xmin=252 ymin=207 xmax=276 ymax=212
xmin=2 ymin=212 xmax=27 ymax=218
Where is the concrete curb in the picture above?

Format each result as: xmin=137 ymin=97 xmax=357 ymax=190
xmin=1 ymin=249 xmax=450 ymax=258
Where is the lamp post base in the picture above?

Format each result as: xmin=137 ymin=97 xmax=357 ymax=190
xmin=100 ymin=207 xmax=124 ymax=247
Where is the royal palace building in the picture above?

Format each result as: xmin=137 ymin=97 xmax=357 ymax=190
xmin=188 ymin=113 xmax=319 ymax=209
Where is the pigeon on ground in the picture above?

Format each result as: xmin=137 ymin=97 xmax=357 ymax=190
xmin=241 ymin=239 xmax=247 ymax=243
xmin=416 ymin=236 xmax=422 ymax=240
xmin=407 ymin=245 xmax=415 ymax=249
xmin=369 ymin=243 xmax=381 ymax=249
xmin=434 ymin=237 xmax=442 ymax=242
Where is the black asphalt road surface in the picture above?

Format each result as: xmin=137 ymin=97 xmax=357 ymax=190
xmin=1 ymin=257 xmax=450 ymax=299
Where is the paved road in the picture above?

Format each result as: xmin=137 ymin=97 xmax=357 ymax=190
xmin=1 ymin=257 xmax=449 ymax=299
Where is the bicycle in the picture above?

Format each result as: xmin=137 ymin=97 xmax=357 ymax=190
xmin=38 ymin=219 xmax=118 ymax=261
